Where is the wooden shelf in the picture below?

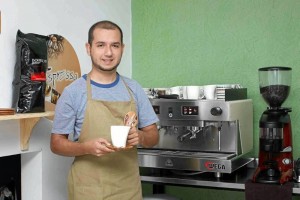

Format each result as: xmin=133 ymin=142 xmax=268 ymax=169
xmin=0 ymin=111 xmax=54 ymax=120
xmin=0 ymin=111 xmax=55 ymax=151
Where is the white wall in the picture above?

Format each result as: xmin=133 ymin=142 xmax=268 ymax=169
xmin=0 ymin=1 xmax=131 ymax=199
xmin=0 ymin=0 xmax=132 ymax=108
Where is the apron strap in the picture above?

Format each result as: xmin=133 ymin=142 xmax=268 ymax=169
xmin=86 ymin=73 xmax=92 ymax=100
xmin=120 ymin=76 xmax=135 ymax=102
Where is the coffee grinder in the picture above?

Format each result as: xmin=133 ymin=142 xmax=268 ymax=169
xmin=253 ymin=66 xmax=293 ymax=184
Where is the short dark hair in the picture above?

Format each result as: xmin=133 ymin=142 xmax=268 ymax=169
xmin=88 ymin=20 xmax=123 ymax=45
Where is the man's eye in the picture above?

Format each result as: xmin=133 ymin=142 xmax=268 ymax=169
xmin=112 ymin=44 xmax=120 ymax=48
xmin=97 ymin=44 xmax=104 ymax=48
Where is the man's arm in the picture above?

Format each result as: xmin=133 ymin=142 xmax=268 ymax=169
xmin=127 ymin=123 xmax=159 ymax=148
xmin=139 ymin=124 xmax=159 ymax=148
xmin=50 ymin=133 xmax=114 ymax=157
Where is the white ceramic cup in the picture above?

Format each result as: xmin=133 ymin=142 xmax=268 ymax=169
xmin=170 ymin=86 xmax=181 ymax=95
xmin=110 ymin=125 xmax=130 ymax=148
xmin=198 ymin=86 xmax=205 ymax=99
xmin=182 ymin=86 xmax=188 ymax=99
xmin=186 ymin=86 xmax=200 ymax=99
xmin=170 ymin=86 xmax=182 ymax=98
xmin=204 ymin=85 xmax=216 ymax=100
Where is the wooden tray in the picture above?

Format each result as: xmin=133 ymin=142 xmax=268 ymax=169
xmin=0 ymin=108 xmax=15 ymax=115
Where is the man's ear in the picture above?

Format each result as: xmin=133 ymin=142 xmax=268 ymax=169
xmin=85 ymin=43 xmax=91 ymax=56
xmin=122 ymin=44 xmax=125 ymax=53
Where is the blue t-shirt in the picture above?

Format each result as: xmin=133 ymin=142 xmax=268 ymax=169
xmin=51 ymin=74 xmax=159 ymax=141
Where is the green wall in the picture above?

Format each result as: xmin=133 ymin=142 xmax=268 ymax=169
xmin=132 ymin=0 xmax=300 ymax=199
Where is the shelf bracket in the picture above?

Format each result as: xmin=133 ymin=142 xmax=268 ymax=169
xmin=20 ymin=117 xmax=40 ymax=151
xmin=0 ymin=111 xmax=54 ymax=151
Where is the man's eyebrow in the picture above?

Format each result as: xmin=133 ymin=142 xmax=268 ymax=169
xmin=94 ymin=41 xmax=121 ymax=45
xmin=95 ymin=41 xmax=105 ymax=44
xmin=111 ymin=42 xmax=121 ymax=45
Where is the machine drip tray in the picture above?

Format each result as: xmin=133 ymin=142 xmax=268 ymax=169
xmin=138 ymin=149 xmax=252 ymax=174
xmin=139 ymin=149 xmax=235 ymax=160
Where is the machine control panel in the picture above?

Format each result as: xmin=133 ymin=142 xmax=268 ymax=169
xmin=182 ymin=106 xmax=199 ymax=116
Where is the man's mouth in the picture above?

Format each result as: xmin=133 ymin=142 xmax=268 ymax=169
xmin=102 ymin=58 xmax=114 ymax=64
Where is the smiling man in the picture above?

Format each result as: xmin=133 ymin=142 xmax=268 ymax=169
xmin=50 ymin=20 xmax=159 ymax=200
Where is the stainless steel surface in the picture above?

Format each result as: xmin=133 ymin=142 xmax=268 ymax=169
xmin=294 ymin=159 xmax=300 ymax=183
xmin=151 ymin=98 xmax=250 ymax=123
xmin=138 ymin=149 xmax=253 ymax=173
xmin=149 ymin=99 xmax=253 ymax=155
xmin=153 ymin=124 xmax=238 ymax=153
xmin=295 ymin=175 xmax=300 ymax=183
xmin=139 ymin=159 xmax=300 ymax=194
xmin=139 ymin=98 xmax=253 ymax=175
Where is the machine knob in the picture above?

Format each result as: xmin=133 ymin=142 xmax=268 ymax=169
xmin=282 ymin=158 xmax=291 ymax=165
xmin=168 ymin=107 xmax=173 ymax=118
xmin=210 ymin=107 xmax=222 ymax=116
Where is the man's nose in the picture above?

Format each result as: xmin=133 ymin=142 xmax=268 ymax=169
xmin=104 ymin=46 xmax=113 ymax=56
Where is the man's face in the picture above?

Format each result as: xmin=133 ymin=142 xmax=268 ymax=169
xmin=86 ymin=28 xmax=124 ymax=72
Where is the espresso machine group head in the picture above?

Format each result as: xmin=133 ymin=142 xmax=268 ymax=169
xmin=253 ymin=66 xmax=293 ymax=184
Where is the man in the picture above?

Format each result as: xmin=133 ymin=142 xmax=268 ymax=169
xmin=50 ymin=20 xmax=159 ymax=200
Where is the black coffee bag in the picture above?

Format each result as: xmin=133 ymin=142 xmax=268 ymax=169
xmin=12 ymin=30 xmax=48 ymax=113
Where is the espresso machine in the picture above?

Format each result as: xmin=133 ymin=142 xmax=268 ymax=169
xmin=138 ymin=89 xmax=253 ymax=177
xmin=253 ymin=66 xmax=293 ymax=184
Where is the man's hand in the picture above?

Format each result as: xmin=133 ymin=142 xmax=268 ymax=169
xmin=126 ymin=126 xmax=139 ymax=146
xmin=126 ymin=123 xmax=159 ymax=148
xmin=50 ymin=134 xmax=115 ymax=157
xmin=83 ymin=138 xmax=115 ymax=156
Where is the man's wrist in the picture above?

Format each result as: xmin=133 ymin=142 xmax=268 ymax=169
xmin=139 ymin=130 xmax=145 ymax=146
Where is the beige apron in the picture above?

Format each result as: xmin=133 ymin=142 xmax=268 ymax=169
xmin=68 ymin=74 xmax=142 ymax=200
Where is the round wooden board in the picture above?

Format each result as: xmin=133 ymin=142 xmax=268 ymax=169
xmin=46 ymin=34 xmax=81 ymax=118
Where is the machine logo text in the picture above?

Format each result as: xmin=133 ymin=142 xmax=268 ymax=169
xmin=204 ymin=161 xmax=225 ymax=170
